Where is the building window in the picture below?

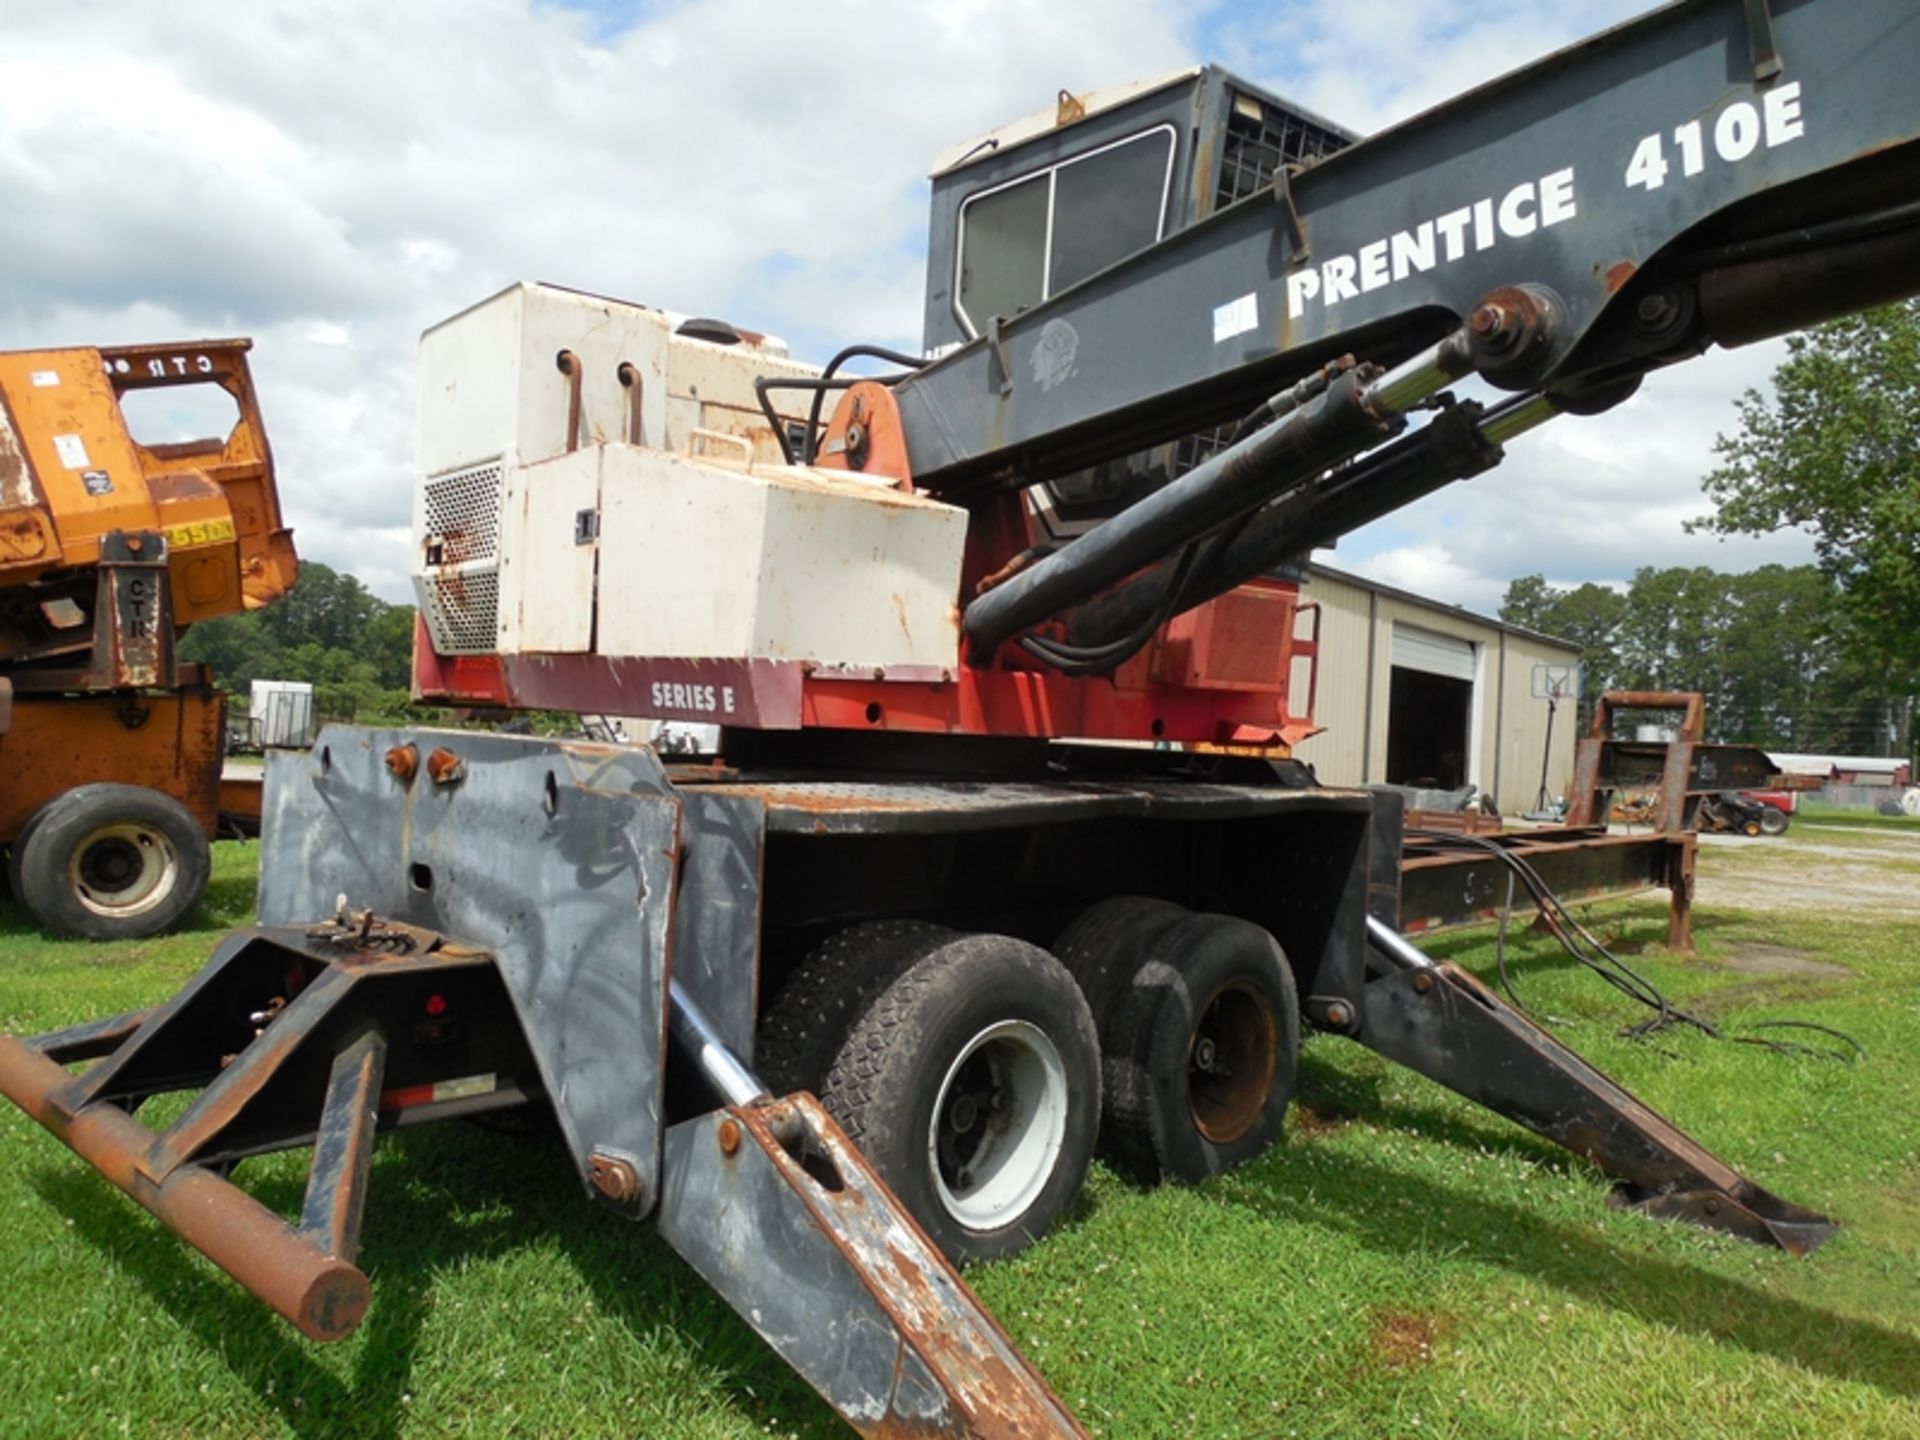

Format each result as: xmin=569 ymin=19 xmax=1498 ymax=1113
xmin=954 ymin=126 xmax=1176 ymax=337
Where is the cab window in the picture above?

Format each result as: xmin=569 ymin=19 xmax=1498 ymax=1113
xmin=955 ymin=126 xmax=1174 ymax=336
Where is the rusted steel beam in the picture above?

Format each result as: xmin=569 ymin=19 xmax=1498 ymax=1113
xmin=0 ymin=1034 xmax=370 ymax=1339
xmin=141 ymin=964 xmax=357 ymax=1171
xmin=1398 ymin=826 xmax=1696 ymax=952
xmin=27 ymin=1006 xmax=155 ymax=1064
xmin=299 ymin=1026 xmax=388 ymax=1261
xmin=0 ymin=923 xmax=512 ymax=1344
xmin=1589 ymin=691 xmax=1705 ymax=741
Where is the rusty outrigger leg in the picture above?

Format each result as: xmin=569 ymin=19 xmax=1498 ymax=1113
xmin=1360 ymin=918 xmax=1837 ymax=1255
xmin=658 ymin=1093 xmax=1087 ymax=1439
xmin=0 ymin=1033 xmax=371 ymax=1338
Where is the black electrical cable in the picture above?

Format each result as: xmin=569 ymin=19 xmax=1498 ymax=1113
xmin=754 ymin=376 xmax=858 ymax=465
xmin=1494 ymin=868 xmax=1526 ymax=1012
xmin=1407 ymin=825 xmax=1865 ymax=1063
xmin=801 ymin=343 xmax=930 ymax=465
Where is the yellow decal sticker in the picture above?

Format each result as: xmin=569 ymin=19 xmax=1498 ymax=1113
xmin=163 ymin=516 xmax=238 ymax=551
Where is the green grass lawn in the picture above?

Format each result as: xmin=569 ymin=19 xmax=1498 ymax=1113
xmin=2 ymin=842 xmax=1917 ymax=1438
xmin=1796 ymin=804 xmax=1919 ymax=832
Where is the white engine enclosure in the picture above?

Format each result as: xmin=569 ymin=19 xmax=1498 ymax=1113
xmin=513 ymin=438 xmax=966 ymax=667
xmin=413 ymin=282 xmax=967 ymax=677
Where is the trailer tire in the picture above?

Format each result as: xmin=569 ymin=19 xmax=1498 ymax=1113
xmin=1052 ymin=895 xmax=1188 ymax=1029
xmin=820 ymin=934 xmax=1099 ymax=1265
xmin=15 ymin=785 xmax=210 ymax=940
xmin=1101 ymin=914 xmax=1298 ymax=1186
xmin=756 ymin=919 xmax=952 ymax=1095
xmin=1758 ymin=804 xmax=1790 ymax=836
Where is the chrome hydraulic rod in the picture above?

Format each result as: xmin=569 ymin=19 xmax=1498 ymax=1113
xmin=1366 ymin=913 xmax=1436 ymax=970
xmin=668 ymin=983 xmax=768 ymax=1108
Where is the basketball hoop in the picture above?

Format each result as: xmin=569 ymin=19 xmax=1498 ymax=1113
xmin=1531 ymin=662 xmax=1583 ymax=703
xmin=1529 ymin=663 xmax=1583 ymax=812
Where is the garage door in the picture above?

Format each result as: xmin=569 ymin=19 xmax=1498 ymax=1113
xmin=1391 ymin=624 xmax=1476 ymax=680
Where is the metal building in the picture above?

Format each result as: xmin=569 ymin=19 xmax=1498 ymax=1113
xmin=1292 ymin=563 xmax=1582 ymax=815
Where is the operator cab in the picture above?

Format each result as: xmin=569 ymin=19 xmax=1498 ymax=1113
xmin=920 ymin=66 xmax=1355 ymax=545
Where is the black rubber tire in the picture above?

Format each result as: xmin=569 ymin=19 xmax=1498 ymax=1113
xmin=14 ymin=784 xmax=211 ymax=940
xmin=755 ymin=919 xmax=951 ymax=1095
xmin=1052 ymin=895 xmax=1188 ymax=1030
xmin=1758 ymin=805 xmax=1790 ymax=836
xmin=1101 ymin=913 xmax=1299 ymax=1186
xmin=4 ymin=803 xmax=53 ymax=903
xmin=820 ymin=933 xmax=1100 ymax=1265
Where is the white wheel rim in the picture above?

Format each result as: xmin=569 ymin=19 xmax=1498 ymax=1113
xmin=67 ymin=823 xmax=180 ymax=919
xmin=927 ymin=1019 xmax=1069 ymax=1231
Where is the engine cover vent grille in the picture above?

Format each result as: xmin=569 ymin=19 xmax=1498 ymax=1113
xmin=418 ymin=461 xmax=504 ymax=654
xmin=422 ymin=462 xmax=502 ymax=565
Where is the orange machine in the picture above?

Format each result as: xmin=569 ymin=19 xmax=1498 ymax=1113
xmin=0 ymin=339 xmax=294 ymax=938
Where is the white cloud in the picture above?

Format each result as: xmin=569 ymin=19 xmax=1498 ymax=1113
xmin=1 ymin=0 xmax=1193 ymax=598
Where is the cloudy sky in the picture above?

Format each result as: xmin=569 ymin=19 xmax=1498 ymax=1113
xmin=1 ymin=0 xmax=1810 ymax=616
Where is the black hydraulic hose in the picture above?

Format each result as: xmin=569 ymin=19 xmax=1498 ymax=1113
xmin=754 ymin=377 xmax=800 ymax=465
xmin=753 ymin=345 xmax=928 ymax=467
xmin=1404 ymin=826 xmax=1865 ymax=1062
xmin=754 ymin=376 xmax=861 ymax=465
xmin=1680 ymin=196 xmax=1920 ymax=272
xmin=1222 ymin=358 xmax=1347 ymax=445
xmin=1062 ymin=399 xmax=1506 ymax=650
xmin=963 ymin=364 xmax=1400 ymax=663
xmin=1018 ymin=540 xmax=1207 ymax=675
xmin=801 ymin=344 xmax=930 ymax=465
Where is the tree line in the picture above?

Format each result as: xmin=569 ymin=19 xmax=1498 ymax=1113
xmin=181 ymin=561 xmax=420 ymax=725
xmin=1500 ymin=564 xmax=1910 ymax=752
xmin=1501 ymin=298 xmax=1918 ymax=757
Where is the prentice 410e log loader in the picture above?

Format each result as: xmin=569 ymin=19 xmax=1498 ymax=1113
xmin=5 ymin=2 xmax=1920 ymax=1433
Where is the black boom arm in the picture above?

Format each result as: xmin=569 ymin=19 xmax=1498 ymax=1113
xmin=892 ymin=0 xmax=1920 ymax=503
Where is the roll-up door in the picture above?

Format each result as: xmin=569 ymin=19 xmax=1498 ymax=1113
xmin=1391 ymin=624 xmax=1476 ymax=680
